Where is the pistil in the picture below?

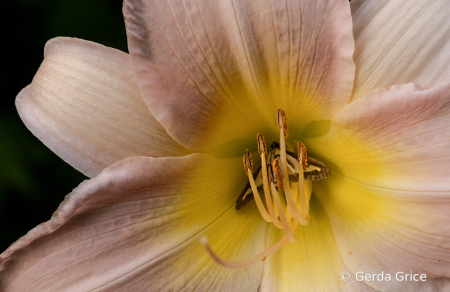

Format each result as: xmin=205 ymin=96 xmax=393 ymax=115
xmin=200 ymin=218 xmax=299 ymax=269
xmin=277 ymin=109 xmax=308 ymax=225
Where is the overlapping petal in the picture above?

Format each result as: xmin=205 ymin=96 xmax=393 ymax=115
xmin=17 ymin=37 xmax=189 ymax=178
xmin=315 ymin=173 xmax=450 ymax=291
xmin=259 ymin=196 xmax=378 ymax=292
xmin=308 ymin=82 xmax=450 ymax=291
xmin=310 ymin=82 xmax=450 ymax=188
xmin=123 ymin=0 xmax=355 ymax=151
xmin=351 ymin=0 xmax=450 ymax=101
xmin=0 ymin=154 xmax=267 ymax=291
xmin=8 ymin=0 xmax=450 ymax=291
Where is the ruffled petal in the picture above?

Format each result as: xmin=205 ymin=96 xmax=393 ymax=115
xmin=17 ymin=37 xmax=189 ymax=178
xmin=0 ymin=154 xmax=266 ymax=291
xmin=351 ymin=0 xmax=450 ymax=101
xmin=307 ymin=82 xmax=450 ymax=291
xmin=124 ymin=0 xmax=355 ymax=151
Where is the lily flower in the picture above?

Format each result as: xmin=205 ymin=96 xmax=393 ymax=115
xmin=2 ymin=0 xmax=450 ymax=291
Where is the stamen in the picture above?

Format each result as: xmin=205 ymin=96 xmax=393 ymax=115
xmin=282 ymin=186 xmax=294 ymax=223
xmin=200 ymin=219 xmax=299 ymax=269
xmin=274 ymin=152 xmax=308 ymax=226
xmin=271 ymin=160 xmax=296 ymax=243
xmin=258 ymin=134 xmax=282 ymax=229
xmin=203 ymin=108 xmax=335 ymax=270
xmin=297 ymin=142 xmax=308 ymax=171
xmin=244 ymin=150 xmax=272 ymax=222
xmin=277 ymin=109 xmax=289 ymax=137
xmin=243 ymin=149 xmax=253 ymax=174
xmin=267 ymin=165 xmax=279 ymax=218
xmin=272 ymin=159 xmax=284 ymax=190
xmin=297 ymin=142 xmax=309 ymax=217
xmin=257 ymin=133 xmax=268 ymax=160
xmin=304 ymin=180 xmax=313 ymax=210
xmin=272 ymin=161 xmax=293 ymax=221
xmin=270 ymin=184 xmax=296 ymax=243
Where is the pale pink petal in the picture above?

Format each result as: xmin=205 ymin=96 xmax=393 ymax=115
xmin=340 ymin=262 xmax=381 ymax=292
xmin=124 ymin=0 xmax=355 ymax=151
xmin=259 ymin=196 xmax=378 ymax=292
xmin=17 ymin=37 xmax=189 ymax=178
xmin=315 ymin=173 xmax=450 ymax=291
xmin=0 ymin=154 xmax=266 ymax=291
xmin=310 ymin=82 xmax=450 ymax=189
xmin=351 ymin=0 xmax=450 ymax=101
xmin=307 ymin=82 xmax=450 ymax=290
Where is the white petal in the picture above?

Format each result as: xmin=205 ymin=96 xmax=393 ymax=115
xmin=17 ymin=37 xmax=189 ymax=178
xmin=307 ymin=82 xmax=450 ymax=291
xmin=351 ymin=0 xmax=450 ymax=100
xmin=315 ymin=172 xmax=450 ymax=291
xmin=309 ymin=82 xmax=450 ymax=190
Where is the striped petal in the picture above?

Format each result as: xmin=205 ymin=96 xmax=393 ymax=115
xmin=260 ymin=196 xmax=379 ymax=292
xmin=0 ymin=154 xmax=266 ymax=291
xmin=124 ymin=0 xmax=355 ymax=151
xmin=17 ymin=37 xmax=189 ymax=178
xmin=308 ymin=82 xmax=450 ymax=291
xmin=351 ymin=0 xmax=450 ymax=101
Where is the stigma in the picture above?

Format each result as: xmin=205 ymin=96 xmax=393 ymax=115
xmin=201 ymin=109 xmax=330 ymax=269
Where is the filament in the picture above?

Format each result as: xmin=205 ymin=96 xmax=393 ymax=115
xmin=200 ymin=219 xmax=299 ymax=269
xmin=270 ymin=183 xmax=296 ymax=243
xmin=247 ymin=168 xmax=272 ymax=222
xmin=258 ymin=134 xmax=283 ymax=228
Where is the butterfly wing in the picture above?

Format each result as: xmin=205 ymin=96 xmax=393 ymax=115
xmin=304 ymin=157 xmax=331 ymax=181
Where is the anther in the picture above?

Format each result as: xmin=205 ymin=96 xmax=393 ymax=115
xmin=277 ymin=109 xmax=289 ymax=137
xmin=267 ymin=164 xmax=274 ymax=183
xmin=243 ymin=150 xmax=253 ymax=174
xmin=203 ymin=109 xmax=329 ymax=270
xmin=257 ymin=133 xmax=268 ymax=159
xmin=272 ymin=159 xmax=284 ymax=190
xmin=297 ymin=142 xmax=308 ymax=171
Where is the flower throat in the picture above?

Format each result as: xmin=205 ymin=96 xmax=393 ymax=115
xmin=201 ymin=109 xmax=330 ymax=268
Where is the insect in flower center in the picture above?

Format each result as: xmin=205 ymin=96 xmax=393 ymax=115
xmin=201 ymin=109 xmax=330 ymax=268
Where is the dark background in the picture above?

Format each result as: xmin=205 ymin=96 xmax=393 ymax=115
xmin=1 ymin=0 xmax=127 ymax=251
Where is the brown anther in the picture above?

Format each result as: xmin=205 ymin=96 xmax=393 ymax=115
xmin=297 ymin=142 xmax=308 ymax=171
xmin=277 ymin=109 xmax=289 ymax=137
xmin=243 ymin=149 xmax=253 ymax=174
xmin=267 ymin=164 xmax=275 ymax=184
xmin=257 ymin=133 xmax=268 ymax=159
xmin=272 ymin=159 xmax=284 ymax=189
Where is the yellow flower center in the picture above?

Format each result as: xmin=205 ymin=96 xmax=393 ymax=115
xmin=201 ymin=109 xmax=330 ymax=268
